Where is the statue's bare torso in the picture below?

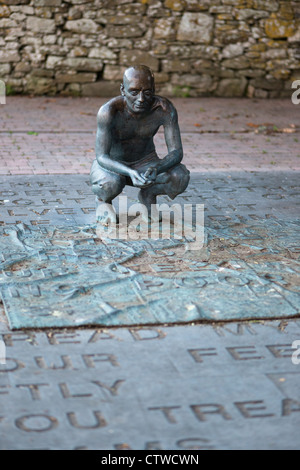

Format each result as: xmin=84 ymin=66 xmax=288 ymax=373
xmin=96 ymin=95 xmax=175 ymax=164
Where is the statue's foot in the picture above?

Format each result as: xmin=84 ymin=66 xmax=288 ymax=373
xmin=96 ymin=200 xmax=117 ymax=226
xmin=138 ymin=191 xmax=161 ymax=222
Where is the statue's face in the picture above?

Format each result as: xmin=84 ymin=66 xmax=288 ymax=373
xmin=121 ymin=70 xmax=155 ymax=114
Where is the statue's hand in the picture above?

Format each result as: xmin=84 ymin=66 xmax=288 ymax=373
xmin=129 ymin=169 xmax=153 ymax=188
xmin=142 ymin=166 xmax=157 ymax=183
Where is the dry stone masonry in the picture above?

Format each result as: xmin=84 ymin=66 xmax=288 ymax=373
xmin=0 ymin=0 xmax=299 ymax=98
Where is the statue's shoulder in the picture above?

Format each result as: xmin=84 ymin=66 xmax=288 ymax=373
xmin=152 ymin=95 xmax=177 ymax=114
xmin=152 ymin=95 xmax=178 ymax=123
xmin=97 ymin=96 xmax=124 ymax=124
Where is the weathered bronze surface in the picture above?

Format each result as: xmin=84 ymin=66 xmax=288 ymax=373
xmin=0 ymin=172 xmax=299 ymax=329
xmin=90 ymin=65 xmax=190 ymax=223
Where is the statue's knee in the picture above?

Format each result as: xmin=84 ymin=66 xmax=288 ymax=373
xmin=92 ymin=178 xmax=124 ymax=201
xmin=168 ymin=165 xmax=190 ymax=197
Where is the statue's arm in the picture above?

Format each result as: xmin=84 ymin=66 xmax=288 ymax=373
xmin=157 ymin=103 xmax=183 ymax=174
xmin=95 ymin=106 xmax=131 ymax=177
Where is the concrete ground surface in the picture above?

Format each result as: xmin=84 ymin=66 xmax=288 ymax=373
xmin=0 ymin=96 xmax=299 ymax=450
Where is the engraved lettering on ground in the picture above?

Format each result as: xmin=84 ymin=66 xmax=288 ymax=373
xmin=88 ymin=330 xmax=118 ymax=342
xmin=59 ymin=383 xmax=93 ymax=399
xmin=0 ymin=328 xmax=166 ymax=347
xmin=15 ymin=414 xmax=59 ymax=433
xmin=16 ymin=383 xmax=49 ymax=400
xmin=282 ymin=399 xmax=300 ymax=416
xmin=67 ymin=198 xmax=86 ymax=204
xmin=5 ymin=353 xmax=121 ymax=370
xmin=46 ymin=332 xmax=81 ymax=345
xmin=29 ymin=209 xmax=50 ymax=216
xmin=227 ymin=346 xmax=265 ymax=361
xmin=188 ymin=344 xmax=300 ymax=363
xmin=0 ymin=191 xmax=17 ymax=197
xmin=11 ymin=200 xmax=34 ymax=206
xmin=0 ymin=358 xmax=25 ymax=372
xmin=1 ymin=332 xmax=38 ymax=347
xmin=267 ymin=344 xmax=296 ymax=358
xmin=34 ymin=355 xmax=75 ymax=370
xmin=24 ymin=191 xmax=43 ymax=197
xmin=58 ymin=380 xmax=125 ymax=399
xmin=49 ymin=190 xmax=69 ymax=195
xmin=148 ymin=400 xmax=300 ymax=423
xmin=82 ymin=354 xmax=119 ymax=368
xmin=212 ymin=324 xmax=258 ymax=336
xmin=191 ymin=404 xmax=233 ymax=421
xmin=77 ymin=190 xmax=92 ymax=196
xmin=1 ymin=400 xmax=299 ymax=439
xmin=148 ymin=406 xmax=181 ymax=424
xmin=41 ymin=199 xmax=63 ymax=206
xmin=81 ymin=208 xmax=95 ymax=214
xmin=7 ymin=210 xmax=28 ymax=217
xmin=234 ymin=401 xmax=275 ymax=419
xmin=129 ymin=328 xmax=167 ymax=341
xmin=0 ymin=385 xmax=10 ymax=395
xmin=0 ymin=379 xmax=126 ymax=401
xmin=66 ymin=410 xmax=107 ymax=429
xmin=56 ymin=208 xmax=76 ymax=215
xmin=188 ymin=348 xmax=218 ymax=363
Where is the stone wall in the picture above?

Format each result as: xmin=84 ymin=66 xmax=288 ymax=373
xmin=0 ymin=0 xmax=299 ymax=98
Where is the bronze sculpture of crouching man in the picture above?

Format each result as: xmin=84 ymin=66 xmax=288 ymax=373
xmin=90 ymin=65 xmax=190 ymax=224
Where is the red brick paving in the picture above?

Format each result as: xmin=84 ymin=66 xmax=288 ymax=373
xmin=0 ymin=96 xmax=299 ymax=175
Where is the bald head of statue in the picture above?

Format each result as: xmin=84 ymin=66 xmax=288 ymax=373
xmin=121 ymin=65 xmax=156 ymax=115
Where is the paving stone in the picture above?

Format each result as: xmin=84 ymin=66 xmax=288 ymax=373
xmin=0 ymin=321 xmax=300 ymax=449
